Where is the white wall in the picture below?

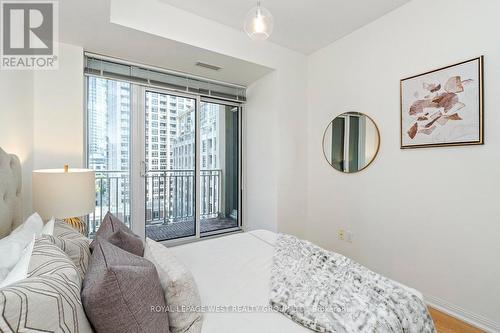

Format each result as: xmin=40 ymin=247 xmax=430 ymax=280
xmin=307 ymin=0 xmax=500 ymax=329
xmin=3 ymin=0 xmax=498 ymax=328
xmin=111 ymin=0 xmax=308 ymax=236
xmin=0 ymin=43 xmax=83 ymax=218
xmin=33 ymin=43 xmax=84 ymax=170
xmin=244 ymin=71 xmax=278 ymax=231
xmin=0 ymin=71 xmax=34 ymax=218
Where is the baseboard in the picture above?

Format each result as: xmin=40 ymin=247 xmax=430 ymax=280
xmin=425 ymin=294 xmax=500 ymax=333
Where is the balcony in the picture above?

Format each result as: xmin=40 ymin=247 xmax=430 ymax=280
xmin=89 ymin=170 xmax=239 ymax=241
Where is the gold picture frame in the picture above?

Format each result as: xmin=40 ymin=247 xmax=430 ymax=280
xmin=321 ymin=112 xmax=381 ymax=174
xmin=400 ymin=56 xmax=484 ymax=149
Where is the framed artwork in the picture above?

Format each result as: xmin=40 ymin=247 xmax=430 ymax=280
xmin=400 ymin=56 xmax=483 ymax=149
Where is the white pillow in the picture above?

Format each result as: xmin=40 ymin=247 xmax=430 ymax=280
xmin=42 ymin=217 xmax=55 ymax=236
xmin=0 ymin=235 xmax=35 ymax=288
xmin=144 ymin=238 xmax=203 ymax=333
xmin=10 ymin=212 xmax=44 ymax=235
xmin=0 ymin=213 xmax=43 ymax=282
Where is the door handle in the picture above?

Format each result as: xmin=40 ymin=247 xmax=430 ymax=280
xmin=140 ymin=161 xmax=146 ymax=177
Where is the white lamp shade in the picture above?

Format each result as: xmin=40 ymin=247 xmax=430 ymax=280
xmin=33 ymin=168 xmax=95 ymax=220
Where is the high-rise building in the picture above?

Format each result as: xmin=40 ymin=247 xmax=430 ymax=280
xmin=145 ymin=93 xmax=197 ymax=222
xmin=87 ymin=78 xmax=130 ymax=173
xmin=199 ymin=103 xmax=220 ymax=170
xmin=87 ymin=77 xmax=131 ymax=226
xmin=173 ymin=102 xmax=222 ymax=220
xmin=88 ymin=79 xmax=223 ymax=226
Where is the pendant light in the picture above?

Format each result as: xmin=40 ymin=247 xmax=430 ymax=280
xmin=244 ymin=1 xmax=274 ymax=41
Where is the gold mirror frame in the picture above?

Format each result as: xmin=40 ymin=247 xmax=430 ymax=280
xmin=322 ymin=112 xmax=381 ymax=174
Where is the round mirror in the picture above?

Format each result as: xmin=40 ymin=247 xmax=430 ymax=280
xmin=322 ymin=112 xmax=380 ymax=173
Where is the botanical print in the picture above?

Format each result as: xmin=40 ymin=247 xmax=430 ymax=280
xmin=401 ymin=57 xmax=483 ymax=148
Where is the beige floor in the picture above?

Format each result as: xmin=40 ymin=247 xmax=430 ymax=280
xmin=429 ymin=307 xmax=484 ymax=333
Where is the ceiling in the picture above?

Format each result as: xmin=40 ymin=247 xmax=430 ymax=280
xmin=159 ymin=0 xmax=411 ymax=54
xmin=58 ymin=0 xmax=412 ymax=85
xmin=58 ymin=0 xmax=273 ymax=86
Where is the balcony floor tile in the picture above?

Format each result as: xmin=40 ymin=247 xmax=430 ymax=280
xmin=145 ymin=217 xmax=238 ymax=241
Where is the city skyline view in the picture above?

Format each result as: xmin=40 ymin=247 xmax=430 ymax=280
xmin=86 ymin=76 xmax=240 ymax=240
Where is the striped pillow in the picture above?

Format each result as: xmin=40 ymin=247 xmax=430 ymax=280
xmin=54 ymin=219 xmax=88 ymax=240
xmin=41 ymin=220 xmax=91 ymax=279
xmin=0 ymin=237 xmax=93 ymax=333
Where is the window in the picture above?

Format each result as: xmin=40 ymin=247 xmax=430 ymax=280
xmin=86 ymin=77 xmax=131 ymax=235
xmin=86 ymin=55 xmax=243 ymax=243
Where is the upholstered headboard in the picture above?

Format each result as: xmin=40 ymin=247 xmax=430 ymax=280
xmin=0 ymin=147 xmax=22 ymax=238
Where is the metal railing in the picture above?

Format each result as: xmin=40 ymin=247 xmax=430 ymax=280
xmin=146 ymin=169 xmax=222 ymax=224
xmin=90 ymin=171 xmax=130 ymax=235
xmin=88 ymin=169 xmax=222 ymax=235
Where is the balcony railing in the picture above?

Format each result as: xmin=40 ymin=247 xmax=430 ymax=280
xmin=90 ymin=171 xmax=130 ymax=235
xmin=88 ymin=169 xmax=222 ymax=235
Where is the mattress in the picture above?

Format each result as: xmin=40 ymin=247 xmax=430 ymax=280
xmin=170 ymin=230 xmax=423 ymax=333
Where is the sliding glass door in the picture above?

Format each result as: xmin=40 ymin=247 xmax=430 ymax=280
xmin=199 ymin=100 xmax=240 ymax=236
xmin=144 ymin=90 xmax=197 ymax=241
xmin=142 ymin=93 xmax=241 ymax=241
xmin=86 ymin=76 xmax=242 ymax=242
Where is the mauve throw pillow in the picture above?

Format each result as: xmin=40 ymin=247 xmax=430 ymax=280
xmin=90 ymin=212 xmax=144 ymax=256
xmin=82 ymin=238 xmax=169 ymax=333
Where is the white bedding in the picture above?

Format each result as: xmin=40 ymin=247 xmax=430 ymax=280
xmin=170 ymin=230 xmax=423 ymax=333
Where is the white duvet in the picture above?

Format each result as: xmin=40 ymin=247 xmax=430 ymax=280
xmin=170 ymin=230 xmax=424 ymax=333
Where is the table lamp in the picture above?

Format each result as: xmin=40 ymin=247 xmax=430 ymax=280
xmin=33 ymin=166 xmax=95 ymax=234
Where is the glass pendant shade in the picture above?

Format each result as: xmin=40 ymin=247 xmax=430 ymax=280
xmin=244 ymin=2 xmax=274 ymax=41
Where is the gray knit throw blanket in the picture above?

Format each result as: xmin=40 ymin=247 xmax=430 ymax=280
xmin=270 ymin=234 xmax=436 ymax=333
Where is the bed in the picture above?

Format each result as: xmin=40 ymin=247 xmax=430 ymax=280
xmin=170 ymin=230 xmax=425 ymax=333
xmin=0 ymin=147 xmax=23 ymax=239
xmin=0 ymin=147 xmax=431 ymax=333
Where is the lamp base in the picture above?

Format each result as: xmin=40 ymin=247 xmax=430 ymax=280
xmin=63 ymin=217 xmax=86 ymax=235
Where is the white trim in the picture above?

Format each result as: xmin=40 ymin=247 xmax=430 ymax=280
xmin=238 ymin=104 xmax=243 ymax=230
xmin=241 ymin=105 xmax=247 ymax=232
xmin=200 ymin=226 xmax=242 ymax=238
xmin=425 ymin=294 xmax=500 ymax=333
xmin=130 ymin=84 xmax=146 ymax=239
xmin=201 ymin=97 xmax=241 ymax=107
xmin=195 ymin=95 xmax=201 ymax=239
xmin=159 ymin=229 xmax=243 ymax=247
xmin=82 ymin=53 xmax=88 ymax=168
